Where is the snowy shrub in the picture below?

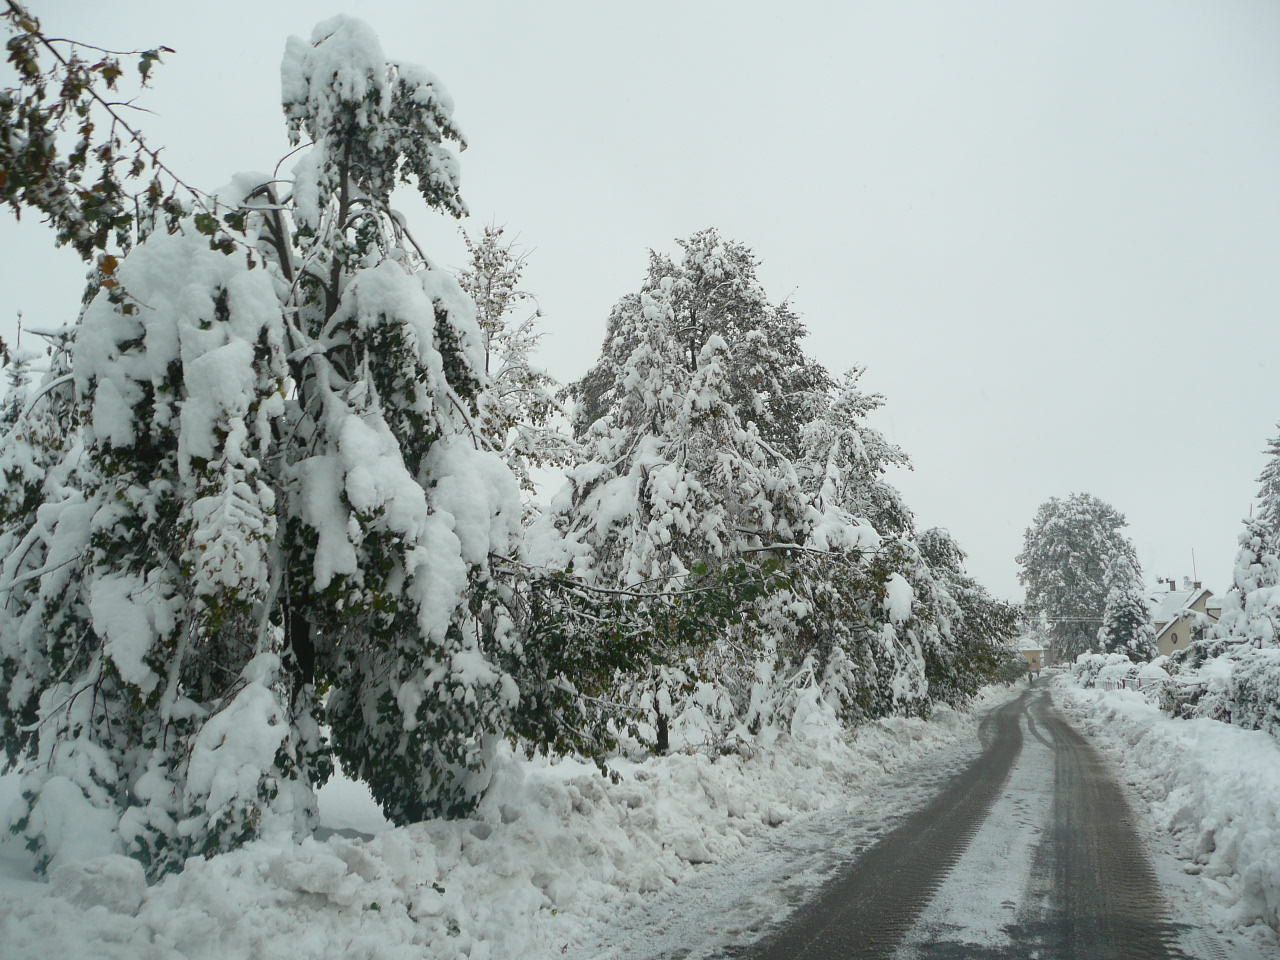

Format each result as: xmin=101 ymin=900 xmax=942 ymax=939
xmin=1071 ymin=652 xmax=1135 ymax=688
xmin=1164 ymin=649 xmax=1280 ymax=739
xmin=1223 ymin=647 xmax=1280 ymax=737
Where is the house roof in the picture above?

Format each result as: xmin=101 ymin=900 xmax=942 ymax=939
xmin=1016 ymin=636 xmax=1046 ymax=652
xmin=1147 ymin=586 xmax=1212 ymax=626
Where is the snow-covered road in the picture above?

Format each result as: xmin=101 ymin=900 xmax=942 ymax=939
xmin=4 ymin=683 xmax=1274 ymax=959
xmin=580 ymin=705 xmax=992 ymax=960
xmin=611 ymin=687 xmax=1274 ymax=960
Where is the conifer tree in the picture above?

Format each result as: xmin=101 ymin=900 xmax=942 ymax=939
xmin=1164 ymin=427 xmax=1280 ymax=732
xmin=1096 ymin=552 xmax=1158 ymax=661
xmin=783 ymin=369 xmax=933 ymax=720
xmin=1212 ymin=516 xmax=1280 ymax=651
xmin=0 ymin=342 xmax=33 ymax=427
xmin=1166 ymin=516 xmax=1280 ymax=733
xmin=798 ymin=368 xmax=913 ymax=537
xmin=1256 ymin=423 xmax=1280 ymax=541
xmin=557 ymin=283 xmax=802 ymax=747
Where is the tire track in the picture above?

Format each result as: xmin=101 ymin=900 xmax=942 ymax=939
xmin=730 ymin=691 xmax=1029 ymax=959
xmin=1021 ymin=691 xmax=1184 ymax=960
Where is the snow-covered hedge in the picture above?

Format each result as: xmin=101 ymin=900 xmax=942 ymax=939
xmin=0 ymin=693 xmax=1004 ymax=960
xmin=1163 ymin=647 xmax=1280 ymax=740
xmin=1227 ymin=648 xmax=1280 ymax=737
xmin=1058 ymin=684 xmax=1280 ymax=934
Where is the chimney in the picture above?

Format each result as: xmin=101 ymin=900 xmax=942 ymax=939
xmin=1167 ymin=579 xmax=1176 ymax=591
xmin=1193 ymin=580 xmax=1202 ymax=590
xmin=1183 ymin=576 xmax=1193 ymax=591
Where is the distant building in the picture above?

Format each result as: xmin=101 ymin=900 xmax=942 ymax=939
xmin=1147 ymin=577 xmax=1217 ymax=657
xmin=1016 ymin=635 xmax=1045 ymax=673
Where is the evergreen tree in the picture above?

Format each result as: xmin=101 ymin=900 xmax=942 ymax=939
xmin=1096 ymin=552 xmax=1158 ymax=661
xmin=1164 ymin=516 xmax=1280 ymax=734
xmin=1255 ymin=423 xmax=1280 ymax=541
xmin=1017 ymin=493 xmax=1137 ymax=662
xmin=0 ymin=344 xmax=33 ymax=426
xmin=0 ymin=329 xmax=80 ymax=794
xmin=1212 ymin=516 xmax=1280 ymax=651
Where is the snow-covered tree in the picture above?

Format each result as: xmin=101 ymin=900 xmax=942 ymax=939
xmin=570 ymin=229 xmax=831 ymax=459
xmin=917 ymin=527 xmax=1021 ymax=702
xmin=556 ymin=283 xmax=816 ymax=748
xmin=0 ymin=15 xmax=549 ymax=874
xmin=776 ymin=369 xmax=936 ymax=720
xmin=457 ymin=226 xmax=575 ymax=494
xmin=797 ymin=367 xmax=913 ymax=537
xmin=1096 ymin=552 xmax=1158 ymax=661
xmin=0 ymin=227 xmax=316 ymax=875
xmin=0 ymin=329 xmax=79 ymax=788
xmin=1163 ymin=517 xmax=1280 ymax=734
xmin=1184 ymin=432 xmax=1280 ymax=662
xmin=1212 ymin=517 xmax=1280 ymax=652
xmin=557 ymin=239 xmax=950 ymax=749
xmin=1017 ymin=493 xmax=1137 ymax=662
xmin=0 ymin=345 xmax=33 ymax=426
xmin=1256 ymin=424 xmax=1280 ymax=540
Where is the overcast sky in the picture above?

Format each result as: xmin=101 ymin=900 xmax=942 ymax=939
xmin=2 ymin=1 xmax=1277 ymax=600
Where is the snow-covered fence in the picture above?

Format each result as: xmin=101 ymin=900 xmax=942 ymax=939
xmin=1096 ymin=675 xmax=1168 ymax=693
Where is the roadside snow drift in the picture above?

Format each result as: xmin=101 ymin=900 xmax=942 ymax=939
xmin=1058 ymin=683 xmax=1280 ymax=934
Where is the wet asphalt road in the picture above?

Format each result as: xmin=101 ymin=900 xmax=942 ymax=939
xmin=732 ymin=688 xmax=1189 ymax=960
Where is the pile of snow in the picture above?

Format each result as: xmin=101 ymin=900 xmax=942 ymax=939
xmin=0 ymin=689 xmax=1012 ymax=959
xmin=1057 ymin=682 xmax=1280 ymax=935
xmin=1137 ymin=659 xmax=1172 ymax=684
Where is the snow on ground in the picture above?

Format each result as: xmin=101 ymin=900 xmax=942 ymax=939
xmin=1056 ymin=676 xmax=1280 ymax=954
xmin=589 ymin=687 xmax=1021 ymax=960
xmin=0 ymin=686 xmax=1020 ymax=960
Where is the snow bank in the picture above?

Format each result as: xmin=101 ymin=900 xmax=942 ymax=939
xmin=0 ymin=689 xmax=1010 ymax=959
xmin=1057 ymin=681 xmax=1280 ymax=934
